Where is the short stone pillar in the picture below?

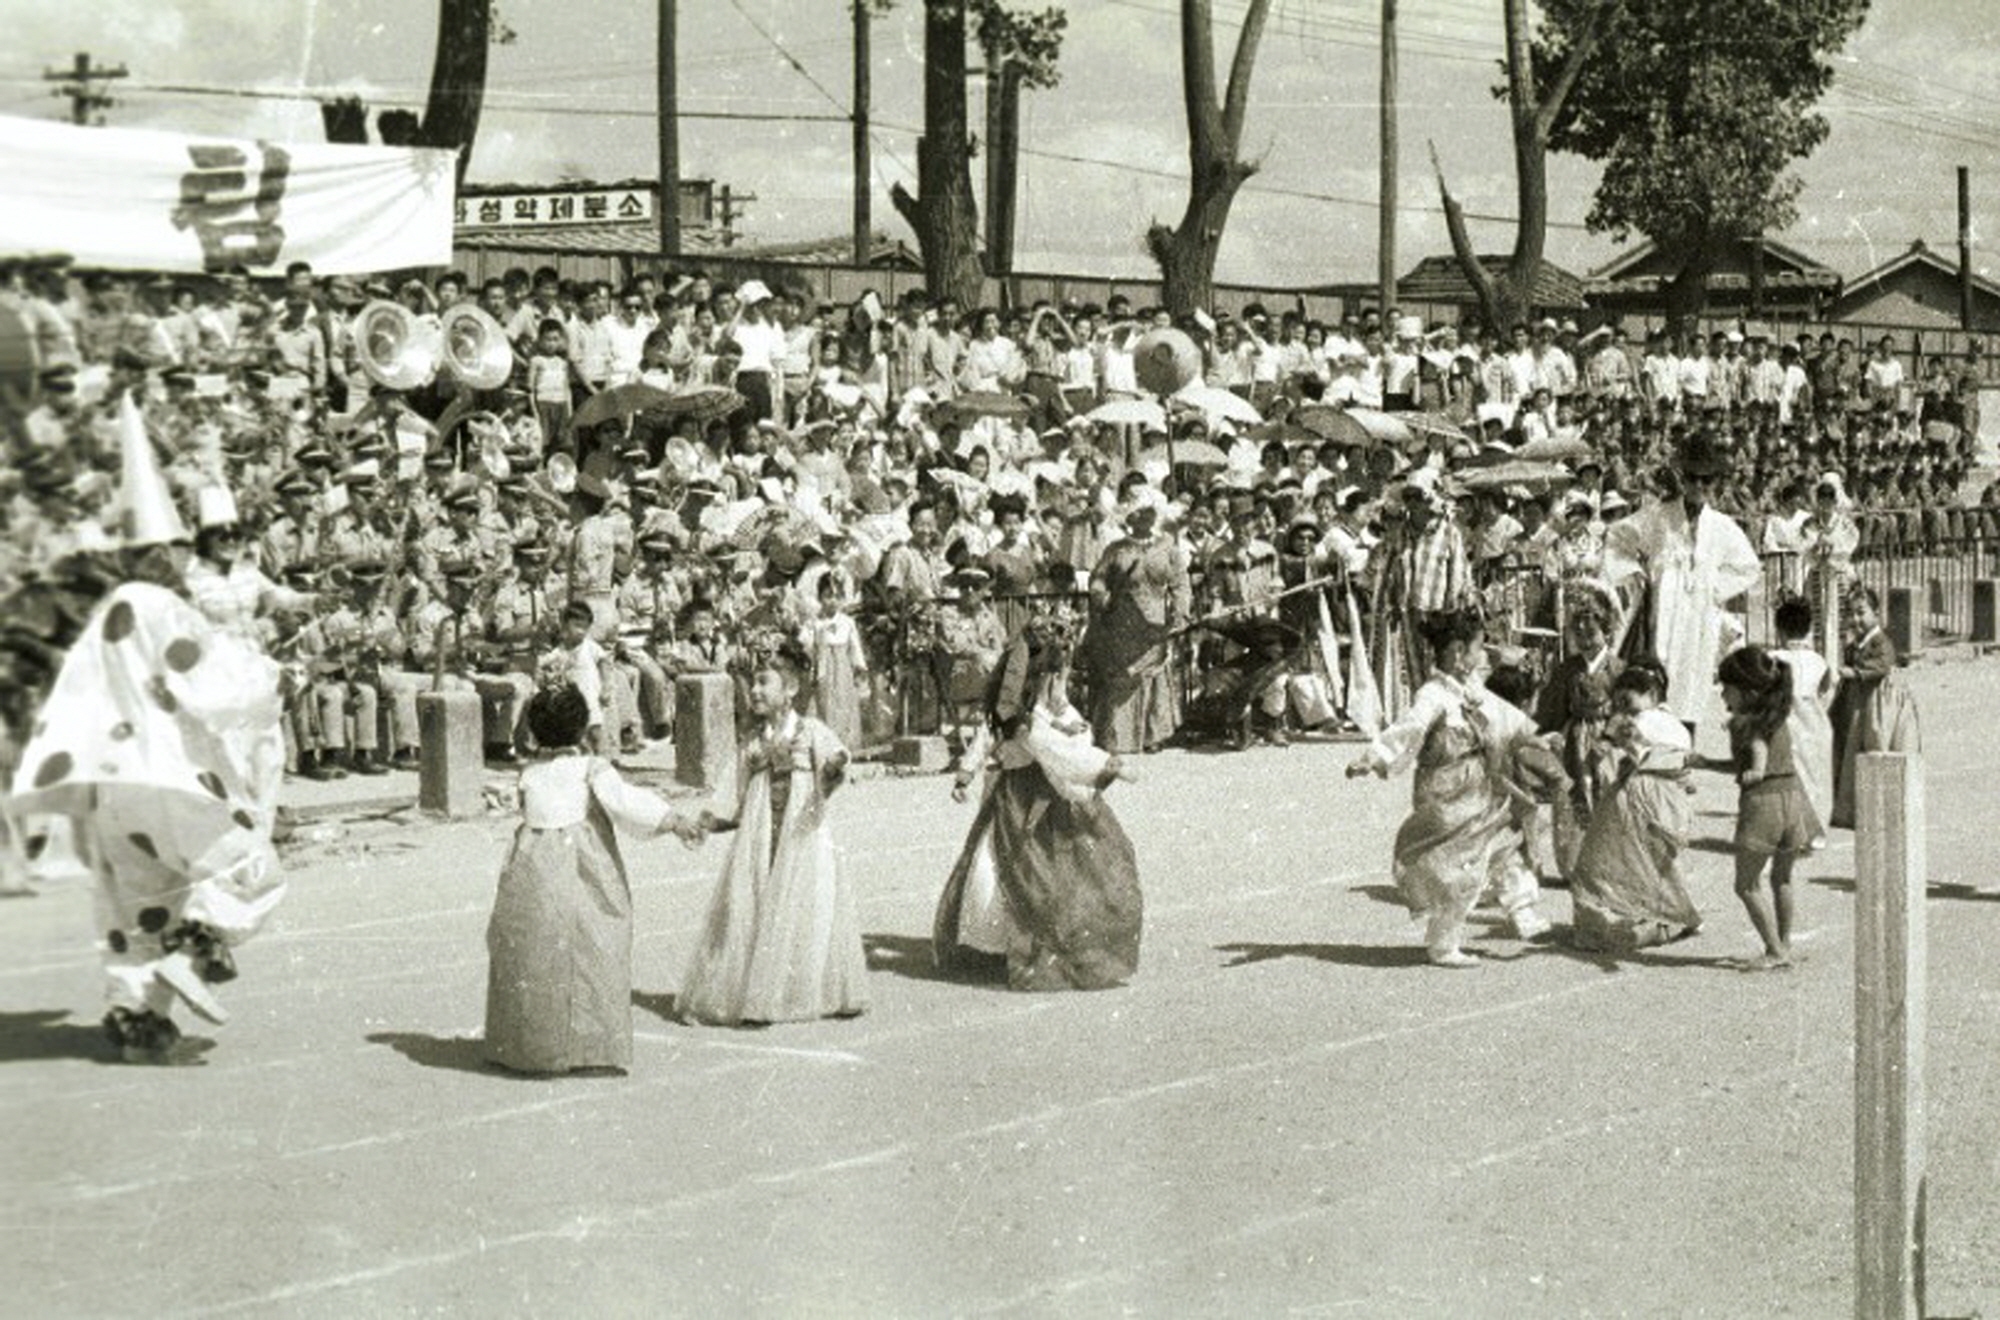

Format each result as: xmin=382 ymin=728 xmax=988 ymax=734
xmin=1886 ymin=586 xmax=1917 ymax=658
xmin=892 ymin=735 xmax=951 ymax=773
xmin=1971 ymin=578 xmax=1998 ymax=644
xmin=675 ymin=673 xmax=737 ymax=796
xmin=417 ymin=689 xmax=485 ymax=818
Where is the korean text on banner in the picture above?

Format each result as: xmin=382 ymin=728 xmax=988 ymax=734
xmin=0 ymin=115 xmax=456 ymax=275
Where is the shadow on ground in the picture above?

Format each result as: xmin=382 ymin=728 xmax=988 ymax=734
xmin=366 ymin=1031 xmax=501 ymax=1076
xmin=1215 ymin=941 xmax=1432 ymax=970
xmin=1810 ymin=875 xmax=1998 ymax=902
xmin=632 ymin=990 xmax=679 ymax=1022
xmin=864 ymin=932 xmax=1011 ymax=989
xmin=0 ymin=1009 xmax=118 ymax=1065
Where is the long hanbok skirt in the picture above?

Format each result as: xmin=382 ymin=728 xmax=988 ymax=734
xmin=1829 ymin=675 xmax=1921 ymax=829
xmin=931 ymin=779 xmax=1024 ymax=967
xmin=1569 ymin=770 xmax=1700 ymax=951
xmin=678 ymin=764 xmax=869 ymax=1025
xmin=485 ymin=810 xmax=634 ymax=1073
xmin=1084 ymin=616 xmax=1179 ymax=753
xmin=935 ymin=764 xmax=1142 ymax=990
xmin=1392 ymin=749 xmax=1512 ymax=925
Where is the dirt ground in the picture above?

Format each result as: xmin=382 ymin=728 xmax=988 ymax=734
xmin=3 ymin=661 xmax=1997 ymax=1318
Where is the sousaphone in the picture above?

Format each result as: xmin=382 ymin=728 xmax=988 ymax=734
xmin=439 ymin=303 xmax=514 ymax=390
xmin=354 ymin=301 xmax=441 ymax=392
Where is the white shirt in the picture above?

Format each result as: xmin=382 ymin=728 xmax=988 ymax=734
xmin=731 ymin=318 xmax=787 ymax=374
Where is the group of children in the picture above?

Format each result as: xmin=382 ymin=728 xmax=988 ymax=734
xmin=1346 ymin=581 xmax=1920 ymax=970
xmin=477 ymin=573 xmax=1922 ymax=1077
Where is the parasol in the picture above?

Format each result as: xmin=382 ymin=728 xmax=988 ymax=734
xmin=1084 ymin=397 xmax=1167 ymax=429
xmin=937 ymin=391 xmax=1032 ymax=423
xmin=1293 ymin=405 xmax=1409 ymax=449
xmin=1170 ymin=383 xmax=1263 ymax=426
xmin=1455 ymin=459 xmax=1572 ymax=491
xmin=1401 ymin=411 xmax=1470 ymax=445
xmin=572 ymin=383 xmax=678 ymax=431
xmin=1246 ymin=420 xmax=1321 ymax=447
xmin=655 ymin=385 xmax=747 ymax=423
xmin=1514 ymin=435 xmax=1594 ymax=462
xmin=1136 ymin=439 xmax=1230 ymax=469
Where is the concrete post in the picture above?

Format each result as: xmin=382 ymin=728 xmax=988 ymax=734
xmin=1854 ymin=751 xmax=1926 ymax=1320
xmin=674 ymin=673 xmax=737 ymax=797
xmin=417 ymin=689 xmax=484 ymax=818
xmin=1885 ymin=586 xmax=1917 ymax=657
xmin=1971 ymin=578 xmax=1997 ymax=644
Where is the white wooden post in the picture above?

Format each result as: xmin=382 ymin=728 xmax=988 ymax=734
xmin=1854 ymin=751 xmax=1926 ymax=1320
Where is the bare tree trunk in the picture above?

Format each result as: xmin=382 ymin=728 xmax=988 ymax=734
xmin=416 ymin=0 xmax=493 ymax=183
xmin=892 ymin=0 xmax=985 ymax=308
xmin=988 ymin=66 xmax=1022 ymax=276
xmin=1663 ymin=242 xmax=1718 ymax=338
xmin=1146 ymin=0 xmax=1271 ymax=317
xmin=1436 ymin=0 xmax=1606 ymax=332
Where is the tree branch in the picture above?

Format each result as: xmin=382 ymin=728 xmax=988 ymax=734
xmin=1431 ymin=141 xmax=1499 ymax=316
xmin=1534 ymin=0 xmax=1610 ymax=142
xmin=1220 ymin=0 xmax=1273 ymax=151
xmin=1180 ymin=0 xmax=1221 ymax=163
xmin=890 ymin=180 xmax=924 ymax=233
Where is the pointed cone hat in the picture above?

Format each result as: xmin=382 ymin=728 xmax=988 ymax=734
xmin=115 ymin=390 xmax=190 ymax=547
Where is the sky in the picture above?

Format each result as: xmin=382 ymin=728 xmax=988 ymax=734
xmin=4 ymin=0 xmax=2000 ymax=288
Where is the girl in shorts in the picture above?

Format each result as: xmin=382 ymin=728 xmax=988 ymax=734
xmin=1717 ymin=647 xmax=1813 ymax=971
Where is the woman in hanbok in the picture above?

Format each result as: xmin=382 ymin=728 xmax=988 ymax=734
xmin=1531 ymin=586 xmax=1623 ymax=881
xmin=485 ymin=685 xmax=703 ymax=1074
xmin=932 ymin=612 xmax=1144 ymax=990
xmin=1569 ymin=663 xmax=1702 ymax=951
xmin=678 ymin=633 xmax=868 ymax=1026
xmin=1346 ymin=609 xmax=1544 ymax=966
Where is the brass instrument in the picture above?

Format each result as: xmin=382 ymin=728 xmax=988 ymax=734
xmin=355 ymin=299 xmax=515 ymax=395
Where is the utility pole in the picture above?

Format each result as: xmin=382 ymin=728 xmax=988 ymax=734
xmin=716 ymin=186 xmax=756 ymax=246
xmin=658 ymin=0 xmax=681 ymax=259
xmin=1959 ymin=165 xmax=1973 ymax=333
xmin=1377 ymin=0 xmax=1397 ymax=316
xmin=852 ymin=0 xmax=872 ymax=268
xmin=44 ymin=51 xmax=127 ymax=126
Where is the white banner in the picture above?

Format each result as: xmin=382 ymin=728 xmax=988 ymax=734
xmin=0 ymin=115 xmax=456 ymax=275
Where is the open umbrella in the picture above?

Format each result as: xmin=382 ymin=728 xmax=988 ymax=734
xmin=1401 ymin=411 xmax=1470 ymax=445
xmin=1170 ymin=384 xmax=1263 ymax=426
xmin=924 ymin=466 xmax=990 ymax=501
xmin=1136 ymin=439 xmax=1230 ymax=469
xmin=1246 ymin=420 xmax=1321 ymax=447
xmin=656 ymin=385 xmax=747 ymax=423
xmin=1455 ymin=458 xmax=1571 ymax=491
xmin=573 ymin=383 xmax=678 ymax=431
xmin=1293 ymin=405 xmax=1410 ymax=449
xmin=1514 ymin=435 xmax=1594 ymax=463
xmin=938 ymin=391 xmax=1032 ymax=423
xmin=1084 ymin=397 xmax=1167 ymax=428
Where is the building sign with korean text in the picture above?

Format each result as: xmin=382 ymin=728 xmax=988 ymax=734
xmin=456 ymin=187 xmax=654 ymax=230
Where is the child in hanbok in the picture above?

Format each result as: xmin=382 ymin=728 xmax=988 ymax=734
xmin=1569 ymin=662 xmax=1701 ymax=951
xmin=1345 ymin=610 xmax=1546 ymax=967
xmin=800 ymin=566 xmax=867 ymax=752
xmin=1532 ymin=587 xmax=1623 ymax=883
xmin=1828 ymin=585 xmax=1921 ymax=830
xmin=677 ymin=634 xmax=869 ymax=1025
xmin=932 ymin=614 xmax=1144 ymax=989
xmin=485 ymin=685 xmax=703 ymax=1075
xmin=1768 ymin=595 xmax=1833 ymax=848
xmin=1718 ymin=647 xmax=1814 ymax=970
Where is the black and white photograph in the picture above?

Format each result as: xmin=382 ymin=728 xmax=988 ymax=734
xmin=1 ymin=1 xmax=1996 ymax=1314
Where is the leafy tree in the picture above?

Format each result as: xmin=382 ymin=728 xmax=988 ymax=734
xmin=1146 ymin=0 xmax=1271 ymax=316
xmin=1433 ymin=0 xmax=1609 ymax=336
xmin=975 ymin=3 xmax=1067 ymax=275
xmin=1533 ymin=0 xmax=1870 ymax=329
xmin=889 ymin=1 xmax=1065 ymax=303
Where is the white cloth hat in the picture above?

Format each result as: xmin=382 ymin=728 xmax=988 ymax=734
xmin=737 ymin=279 xmax=774 ymax=305
xmin=196 ymin=484 xmax=239 ymax=530
xmin=1396 ymin=315 xmax=1424 ymax=340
